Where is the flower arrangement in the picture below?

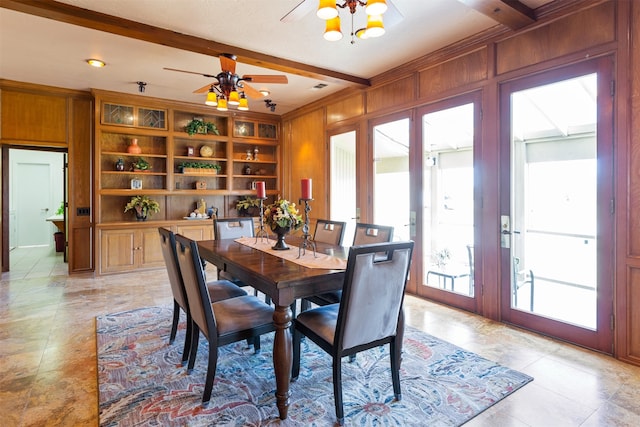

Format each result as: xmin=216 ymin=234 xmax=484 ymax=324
xmin=124 ymin=195 xmax=160 ymax=220
xmin=264 ymin=197 xmax=303 ymax=231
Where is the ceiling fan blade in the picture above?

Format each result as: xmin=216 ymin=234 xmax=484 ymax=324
xmin=241 ymin=82 xmax=263 ymax=99
xmin=164 ymin=67 xmax=217 ymax=79
xmin=243 ymin=75 xmax=289 ymax=84
xmin=193 ymin=82 xmax=217 ymax=94
xmin=219 ymin=53 xmax=237 ymax=74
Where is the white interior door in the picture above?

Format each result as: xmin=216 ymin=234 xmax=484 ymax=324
xmin=16 ymin=162 xmax=52 ymax=247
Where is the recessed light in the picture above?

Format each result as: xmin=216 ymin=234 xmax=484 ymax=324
xmin=87 ymin=59 xmax=106 ymax=68
xmin=259 ymin=89 xmax=270 ymax=97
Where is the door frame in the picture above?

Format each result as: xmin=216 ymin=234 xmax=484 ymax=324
xmin=498 ymin=57 xmax=615 ymax=353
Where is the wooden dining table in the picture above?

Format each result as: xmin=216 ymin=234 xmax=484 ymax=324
xmin=196 ymin=236 xmax=349 ymax=420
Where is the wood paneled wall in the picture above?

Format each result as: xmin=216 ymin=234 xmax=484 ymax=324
xmin=282 ymin=0 xmax=640 ymax=366
xmin=0 ymin=80 xmax=93 ymax=274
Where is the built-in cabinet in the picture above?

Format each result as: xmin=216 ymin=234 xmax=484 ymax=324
xmin=93 ymin=90 xmax=280 ymax=274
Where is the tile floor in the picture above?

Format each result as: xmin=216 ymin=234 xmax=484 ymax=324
xmin=1 ymin=247 xmax=640 ymax=426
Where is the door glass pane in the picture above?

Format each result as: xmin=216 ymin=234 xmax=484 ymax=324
xmin=510 ymin=74 xmax=597 ymax=329
xmin=422 ymin=104 xmax=475 ymax=296
xmin=330 ymin=131 xmax=357 ymax=242
xmin=373 ymin=119 xmax=410 ymax=241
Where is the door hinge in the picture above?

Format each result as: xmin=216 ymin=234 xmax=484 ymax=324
xmin=610 ymin=199 xmax=615 ymax=214
xmin=610 ymin=80 xmax=615 ymax=97
xmin=610 ymin=314 xmax=615 ymax=330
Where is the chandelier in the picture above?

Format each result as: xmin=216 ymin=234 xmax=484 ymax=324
xmin=204 ymin=72 xmax=249 ymax=111
xmin=317 ymin=0 xmax=388 ymax=43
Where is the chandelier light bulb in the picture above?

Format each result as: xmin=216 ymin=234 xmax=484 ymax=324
xmin=365 ymin=14 xmax=385 ymax=38
xmin=324 ymin=16 xmax=343 ymax=41
xmin=317 ymin=0 xmax=338 ymax=19
xmin=205 ymin=89 xmax=217 ymax=106
xmin=365 ymin=0 xmax=388 ymax=16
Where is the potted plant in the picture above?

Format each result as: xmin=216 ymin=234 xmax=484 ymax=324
xmin=179 ymin=161 xmax=222 ymax=174
xmin=124 ymin=195 xmax=160 ymax=221
xmin=236 ymin=196 xmax=261 ymax=217
xmin=263 ymin=197 xmax=303 ymax=250
xmin=185 ymin=118 xmax=219 ymax=136
xmin=131 ymin=157 xmax=151 ymax=171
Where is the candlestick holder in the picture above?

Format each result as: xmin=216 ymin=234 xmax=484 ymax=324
xmin=297 ymin=198 xmax=316 ymax=258
xmin=255 ymin=197 xmax=270 ymax=243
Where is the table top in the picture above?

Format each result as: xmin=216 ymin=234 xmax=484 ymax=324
xmin=197 ymin=237 xmax=348 ymax=306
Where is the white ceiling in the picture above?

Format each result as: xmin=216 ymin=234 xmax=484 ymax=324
xmin=0 ymin=0 xmax=554 ymax=115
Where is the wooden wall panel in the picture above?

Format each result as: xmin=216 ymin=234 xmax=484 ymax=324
xmin=1 ymin=91 xmax=67 ymax=144
xmin=627 ymin=267 xmax=640 ymax=363
xmin=366 ymin=75 xmax=416 ymax=114
xmin=496 ymin=1 xmax=615 ymax=75
xmin=419 ymin=48 xmax=488 ymax=98
xmin=287 ymin=109 xmax=328 ymax=220
xmin=326 ymin=93 xmax=364 ymax=125
xmin=68 ymin=96 xmax=93 ymax=272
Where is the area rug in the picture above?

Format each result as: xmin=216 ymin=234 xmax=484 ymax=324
xmin=97 ymin=306 xmax=533 ymax=426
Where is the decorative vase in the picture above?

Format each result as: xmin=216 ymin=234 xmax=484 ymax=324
xmin=272 ymin=225 xmax=291 ymax=250
xmin=135 ymin=212 xmax=147 ymax=221
xmin=127 ymin=138 xmax=142 ymax=154
xmin=115 ymin=158 xmax=125 ymax=171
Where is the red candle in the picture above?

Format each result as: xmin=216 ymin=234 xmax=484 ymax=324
xmin=256 ymin=181 xmax=266 ymax=199
xmin=301 ymin=178 xmax=312 ymax=200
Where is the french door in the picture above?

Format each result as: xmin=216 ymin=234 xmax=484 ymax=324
xmin=414 ymin=94 xmax=481 ymax=311
xmin=499 ymin=58 xmax=614 ymax=353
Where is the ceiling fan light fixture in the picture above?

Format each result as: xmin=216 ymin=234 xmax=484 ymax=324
xmin=216 ymin=97 xmax=228 ymax=111
xmin=317 ymin=0 xmax=338 ymax=20
xmin=228 ymin=90 xmax=240 ymax=106
xmin=86 ymin=58 xmax=105 ymax=68
xmin=324 ymin=16 xmax=343 ymax=41
xmin=238 ymin=93 xmax=249 ymax=111
xmin=205 ymin=88 xmax=217 ymax=106
xmin=355 ymin=27 xmax=369 ymax=39
xmin=365 ymin=0 xmax=387 ymax=16
xmin=365 ymin=14 xmax=385 ymax=38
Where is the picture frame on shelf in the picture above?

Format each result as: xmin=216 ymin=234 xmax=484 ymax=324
xmin=234 ymin=121 xmax=255 ymax=137
xmin=130 ymin=178 xmax=143 ymax=190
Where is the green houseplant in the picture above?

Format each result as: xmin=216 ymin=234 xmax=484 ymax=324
xmin=236 ymin=196 xmax=261 ymax=217
xmin=185 ymin=118 xmax=219 ymax=136
xmin=124 ymin=195 xmax=160 ymax=221
xmin=131 ymin=157 xmax=151 ymax=171
xmin=179 ymin=161 xmax=221 ymax=174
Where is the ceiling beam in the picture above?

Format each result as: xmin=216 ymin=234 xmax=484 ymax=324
xmin=0 ymin=0 xmax=371 ymax=87
xmin=457 ymin=0 xmax=536 ymax=30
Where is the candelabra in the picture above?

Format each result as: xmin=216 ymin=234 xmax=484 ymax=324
xmin=297 ymin=198 xmax=317 ymax=258
xmin=255 ymin=197 xmax=270 ymax=243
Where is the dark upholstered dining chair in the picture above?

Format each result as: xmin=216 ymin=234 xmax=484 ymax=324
xmin=213 ymin=217 xmax=259 ymax=293
xmin=158 ymin=227 xmax=247 ymax=365
xmin=302 ymin=223 xmax=394 ymax=310
xmin=313 ymin=219 xmax=346 ymax=246
xmin=292 ymin=241 xmax=414 ymax=426
xmin=174 ymin=233 xmax=276 ymax=404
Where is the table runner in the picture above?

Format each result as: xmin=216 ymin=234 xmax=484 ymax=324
xmin=235 ymin=237 xmax=347 ymax=270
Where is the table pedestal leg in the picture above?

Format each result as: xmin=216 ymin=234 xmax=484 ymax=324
xmin=273 ymin=304 xmax=292 ymax=419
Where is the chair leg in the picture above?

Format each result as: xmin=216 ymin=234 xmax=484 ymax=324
xmin=300 ymin=299 xmax=310 ymax=312
xmin=202 ymin=344 xmax=219 ymax=404
xmin=253 ymin=336 xmax=261 ymax=353
xmin=390 ymin=339 xmax=402 ymax=401
xmin=333 ymin=356 xmax=344 ymax=425
xmin=169 ymin=300 xmax=180 ymax=344
xmin=292 ymin=328 xmax=301 ymax=380
xmin=187 ymin=325 xmax=200 ymax=374
xmin=181 ymin=313 xmax=193 ymax=366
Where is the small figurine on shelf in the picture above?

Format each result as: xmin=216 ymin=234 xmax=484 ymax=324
xmin=115 ymin=158 xmax=125 ymax=171
xmin=244 ymin=164 xmax=252 ymax=175
xmin=245 ymin=149 xmax=253 ymax=161
xmin=253 ymin=147 xmax=259 ymax=161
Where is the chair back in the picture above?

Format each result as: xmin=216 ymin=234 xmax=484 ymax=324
xmin=352 ymin=223 xmax=394 ymax=245
xmin=158 ymin=227 xmax=189 ymax=311
xmin=175 ymin=234 xmax=215 ymax=340
xmin=313 ymin=219 xmax=346 ymax=245
xmin=214 ymin=217 xmax=254 ymax=240
xmin=336 ymin=241 xmax=414 ymax=352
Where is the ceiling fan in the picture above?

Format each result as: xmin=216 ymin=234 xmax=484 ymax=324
xmin=164 ymin=53 xmax=288 ymax=110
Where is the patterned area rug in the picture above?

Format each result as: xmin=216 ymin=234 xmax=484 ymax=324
xmin=97 ymin=306 xmax=533 ymax=426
